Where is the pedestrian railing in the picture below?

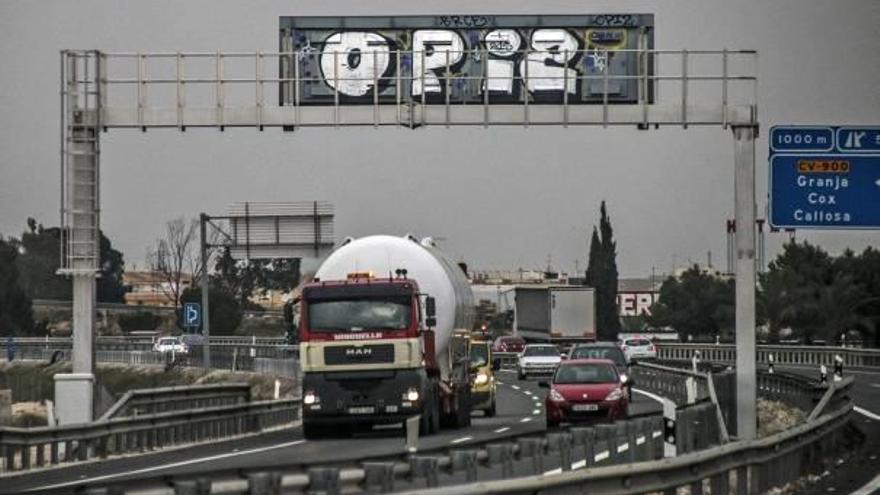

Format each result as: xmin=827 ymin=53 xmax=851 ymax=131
xmin=0 ymin=397 xmax=299 ymax=474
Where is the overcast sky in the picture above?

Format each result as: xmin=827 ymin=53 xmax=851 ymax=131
xmin=1 ymin=0 xmax=879 ymax=278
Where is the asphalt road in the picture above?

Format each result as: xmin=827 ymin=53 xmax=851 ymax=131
xmin=772 ymin=364 xmax=880 ymax=495
xmin=0 ymin=369 xmax=663 ymax=494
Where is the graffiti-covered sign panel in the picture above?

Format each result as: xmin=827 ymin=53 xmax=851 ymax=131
xmin=279 ymin=15 xmax=654 ymax=106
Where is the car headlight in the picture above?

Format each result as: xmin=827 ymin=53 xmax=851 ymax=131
xmin=620 ymin=373 xmax=628 ymax=384
xmin=549 ymin=389 xmax=566 ymax=402
xmin=604 ymin=388 xmax=624 ymax=401
xmin=303 ymin=390 xmax=319 ymax=405
xmin=404 ymin=387 xmax=420 ymax=402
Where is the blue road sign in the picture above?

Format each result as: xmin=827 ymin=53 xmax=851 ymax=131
xmin=770 ymin=125 xmax=880 ymax=229
xmin=837 ymin=127 xmax=880 ymax=153
xmin=183 ymin=302 xmax=202 ymax=328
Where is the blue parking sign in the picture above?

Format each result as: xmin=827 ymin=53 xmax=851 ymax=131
xmin=183 ymin=302 xmax=201 ymax=328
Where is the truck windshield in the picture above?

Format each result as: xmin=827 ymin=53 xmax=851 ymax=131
xmin=307 ymin=297 xmax=413 ymax=331
xmin=469 ymin=344 xmax=489 ymax=367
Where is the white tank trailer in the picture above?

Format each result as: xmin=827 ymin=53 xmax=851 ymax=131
xmin=299 ymin=235 xmax=475 ymax=438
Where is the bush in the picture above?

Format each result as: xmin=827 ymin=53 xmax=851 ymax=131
xmin=118 ymin=311 xmax=162 ymax=333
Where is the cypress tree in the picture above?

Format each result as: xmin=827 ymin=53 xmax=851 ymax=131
xmin=585 ymin=201 xmax=621 ymax=340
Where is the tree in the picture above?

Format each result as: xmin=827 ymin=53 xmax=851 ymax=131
xmin=16 ymin=218 xmax=126 ymax=302
xmin=147 ymin=218 xmax=201 ymax=318
xmin=212 ymin=247 xmax=301 ymax=309
xmin=760 ymin=241 xmax=874 ymax=344
xmin=180 ymin=285 xmax=242 ymax=336
xmin=0 ymin=237 xmax=34 ymax=336
xmin=585 ymin=201 xmax=622 ymax=340
xmin=648 ymin=266 xmax=735 ymax=340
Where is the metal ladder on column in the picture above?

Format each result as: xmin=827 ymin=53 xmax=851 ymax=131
xmin=59 ymin=50 xmax=102 ymax=275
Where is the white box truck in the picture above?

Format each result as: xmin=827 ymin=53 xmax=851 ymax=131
xmin=514 ymin=286 xmax=597 ymax=343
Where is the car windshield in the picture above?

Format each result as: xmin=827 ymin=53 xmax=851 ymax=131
xmin=469 ymin=344 xmax=489 ymax=367
xmin=570 ymin=347 xmax=626 ymax=367
xmin=524 ymin=346 xmax=559 ymax=357
xmin=308 ymin=297 xmax=412 ymax=331
xmin=626 ymin=338 xmax=652 ymax=346
xmin=159 ymin=338 xmax=178 ymax=345
xmin=553 ymin=363 xmax=618 ymax=384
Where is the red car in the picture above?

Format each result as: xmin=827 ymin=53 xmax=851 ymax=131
xmin=492 ymin=335 xmax=526 ymax=354
xmin=540 ymin=358 xmax=629 ymax=428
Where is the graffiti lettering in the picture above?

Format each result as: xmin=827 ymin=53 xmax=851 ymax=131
xmin=319 ymin=32 xmax=392 ymax=97
xmin=412 ymin=30 xmax=465 ymax=96
xmin=435 ymin=15 xmax=491 ymax=28
xmin=593 ymin=14 xmax=636 ymax=27
xmin=279 ymin=15 xmax=654 ymax=105
xmin=483 ymin=29 xmax=521 ymax=93
xmin=519 ymin=29 xmax=580 ymax=94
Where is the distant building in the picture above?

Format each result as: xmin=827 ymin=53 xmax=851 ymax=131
xmin=249 ymin=289 xmax=295 ymax=310
xmin=123 ymin=271 xmax=192 ymax=307
xmin=617 ymin=277 xmax=661 ymax=317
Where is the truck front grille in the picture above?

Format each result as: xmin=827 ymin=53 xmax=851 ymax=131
xmin=324 ymin=344 xmax=395 ymax=365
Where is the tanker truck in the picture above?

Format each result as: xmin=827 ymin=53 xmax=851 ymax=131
xmin=298 ymin=234 xmax=476 ymax=439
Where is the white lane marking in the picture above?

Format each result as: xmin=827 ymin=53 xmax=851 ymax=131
xmin=511 ymin=385 xmax=521 ymax=390
xmin=571 ymin=459 xmax=587 ymax=469
xmin=652 ymin=431 xmax=663 ymax=438
xmin=636 ymin=436 xmax=646 ymax=445
xmin=595 ymin=450 xmax=610 ymax=462
xmin=617 ymin=443 xmax=629 ymax=453
xmin=532 ymin=409 xmax=541 ymax=415
xmin=497 ymin=381 xmax=504 ymax=385
xmin=849 ymin=472 xmax=880 ymax=495
xmin=451 ymin=436 xmax=473 ymax=444
xmin=632 ymin=387 xmax=668 ymax=405
xmin=521 ymin=417 xmax=533 ymax=423
xmin=29 ymin=439 xmax=308 ymax=491
xmin=855 ymin=406 xmax=880 ymax=421
xmin=494 ymin=427 xmax=510 ymax=433
xmin=544 ymin=467 xmax=562 ymax=475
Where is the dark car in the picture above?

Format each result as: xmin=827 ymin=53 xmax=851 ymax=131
xmin=567 ymin=342 xmax=632 ymax=398
xmin=492 ymin=335 xmax=526 ymax=354
xmin=540 ymin=358 xmax=630 ymax=427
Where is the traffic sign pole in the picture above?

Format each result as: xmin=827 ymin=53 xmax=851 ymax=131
xmin=200 ymin=213 xmax=211 ymax=369
xmin=733 ymin=124 xmax=757 ymax=441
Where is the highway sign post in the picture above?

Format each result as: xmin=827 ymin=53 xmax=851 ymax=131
xmin=770 ymin=125 xmax=880 ymax=229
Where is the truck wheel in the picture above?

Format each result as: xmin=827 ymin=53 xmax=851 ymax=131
xmin=303 ymin=421 xmax=325 ymax=440
xmin=485 ymin=399 xmax=497 ymax=417
xmin=430 ymin=392 xmax=441 ymax=433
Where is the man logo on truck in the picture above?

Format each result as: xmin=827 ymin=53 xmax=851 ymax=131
xmin=345 ymin=347 xmax=373 ymax=358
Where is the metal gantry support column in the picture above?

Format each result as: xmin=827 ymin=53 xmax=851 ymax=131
xmin=57 ymin=51 xmax=102 ymax=424
xmin=733 ymin=124 xmax=758 ymax=440
xmin=199 ymin=213 xmax=211 ymax=369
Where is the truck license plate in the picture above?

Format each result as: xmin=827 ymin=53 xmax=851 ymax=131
xmin=573 ymin=404 xmax=599 ymax=412
xmin=348 ymin=406 xmax=375 ymax=415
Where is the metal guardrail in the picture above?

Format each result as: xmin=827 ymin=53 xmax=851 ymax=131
xmin=99 ymin=383 xmax=251 ymax=420
xmin=0 ymin=398 xmax=299 ymax=473
xmin=403 ymin=395 xmax=852 ymax=495
xmin=656 ymin=342 xmax=880 ymax=368
xmin=97 ymin=413 xmax=679 ymax=494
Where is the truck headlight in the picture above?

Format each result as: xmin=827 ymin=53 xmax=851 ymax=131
xmin=404 ymin=388 xmax=420 ymax=402
xmin=474 ymin=373 xmax=489 ymax=386
xmin=303 ymin=390 xmax=319 ymax=405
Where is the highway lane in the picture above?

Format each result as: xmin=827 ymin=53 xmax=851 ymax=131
xmin=2 ymin=370 xmax=661 ymax=493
